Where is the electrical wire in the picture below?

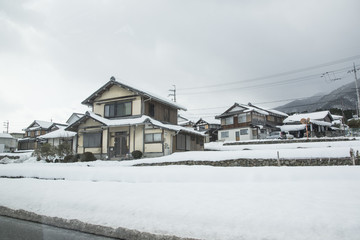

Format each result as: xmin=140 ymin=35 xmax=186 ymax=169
xmin=177 ymin=55 xmax=360 ymax=91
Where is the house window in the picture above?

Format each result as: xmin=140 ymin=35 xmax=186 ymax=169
xmin=149 ymin=103 xmax=155 ymax=117
xmin=240 ymin=129 xmax=248 ymax=135
xmin=238 ymin=114 xmax=247 ymax=123
xmin=199 ymin=125 xmax=206 ymax=130
xmin=83 ymin=132 xmax=102 ymax=148
xmin=224 ymin=117 xmax=234 ymax=125
xmin=221 ymin=131 xmax=229 ymax=138
xmin=104 ymin=101 xmax=132 ymax=118
xmin=145 ymin=133 xmax=162 ymax=143
xmin=176 ymin=134 xmax=186 ymax=150
xmin=27 ymin=132 xmax=31 ymax=137
xmin=35 ymin=130 xmax=40 ymax=136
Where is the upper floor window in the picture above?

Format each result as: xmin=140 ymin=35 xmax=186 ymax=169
xmin=104 ymin=101 xmax=132 ymax=118
xmin=238 ymin=114 xmax=247 ymax=123
xmin=224 ymin=116 xmax=233 ymax=125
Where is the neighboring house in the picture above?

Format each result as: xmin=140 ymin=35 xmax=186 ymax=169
xmin=193 ymin=117 xmax=221 ymax=142
xmin=66 ymin=113 xmax=85 ymax=125
xmin=10 ymin=132 xmax=25 ymax=139
xmin=18 ymin=120 xmax=67 ymax=150
xmin=280 ymin=111 xmax=334 ymax=137
xmin=38 ymin=126 xmax=77 ymax=151
xmin=0 ymin=133 xmax=17 ymax=153
xmin=66 ymin=77 xmax=205 ymax=159
xmin=216 ymin=103 xmax=288 ymax=141
xmin=178 ymin=115 xmax=195 ymax=128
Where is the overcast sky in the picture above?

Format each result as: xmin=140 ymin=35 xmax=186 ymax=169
xmin=1 ymin=0 xmax=360 ymax=133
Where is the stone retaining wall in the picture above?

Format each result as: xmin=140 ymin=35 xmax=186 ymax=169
xmin=135 ymin=157 xmax=358 ymax=167
xmin=223 ymin=137 xmax=357 ymax=146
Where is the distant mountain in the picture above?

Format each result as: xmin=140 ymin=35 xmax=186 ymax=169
xmin=276 ymin=80 xmax=360 ymax=113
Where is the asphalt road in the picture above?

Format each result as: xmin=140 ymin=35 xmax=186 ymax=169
xmin=0 ymin=215 xmax=118 ymax=240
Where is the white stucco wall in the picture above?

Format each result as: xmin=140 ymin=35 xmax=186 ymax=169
xmin=218 ymin=127 xmax=254 ymax=141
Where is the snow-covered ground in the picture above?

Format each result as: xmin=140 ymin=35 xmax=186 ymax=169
xmin=0 ymin=140 xmax=360 ymax=240
xmin=0 ymin=166 xmax=359 ymax=240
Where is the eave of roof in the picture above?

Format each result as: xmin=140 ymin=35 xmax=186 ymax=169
xmin=66 ymin=111 xmax=206 ymax=136
xmin=81 ymin=78 xmax=187 ymax=111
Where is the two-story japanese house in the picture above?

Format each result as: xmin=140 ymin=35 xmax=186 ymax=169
xmin=18 ymin=120 xmax=67 ymax=150
xmin=66 ymin=77 xmax=205 ymax=159
xmin=215 ymin=103 xmax=288 ymax=141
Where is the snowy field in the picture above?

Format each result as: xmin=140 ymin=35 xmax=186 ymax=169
xmin=0 ymin=140 xmax=360 ymax=240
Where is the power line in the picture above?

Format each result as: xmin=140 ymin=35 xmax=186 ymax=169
xmin=185 ymin=89 xmax=359 ymax=115
xmin=178 ymin=67 xmax=352 ymax=96
xmin=177 ymin=54 xmax=360 ymax=91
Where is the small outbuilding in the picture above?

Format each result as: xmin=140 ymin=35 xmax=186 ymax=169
xmin=0 ymin=133 xmax=17 ymax=153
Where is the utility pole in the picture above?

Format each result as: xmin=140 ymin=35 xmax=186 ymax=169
xmin=168 ymin=85 xmax=176 ymax=102
xmin=352 ymin=63 xmax=360 ymax=117
xmin=3 ymin=120 xmax=9 ymax=133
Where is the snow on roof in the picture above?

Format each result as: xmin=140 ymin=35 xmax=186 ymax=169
xmin=196 ymin=117 xmax=221 ymax=125
xmin=35 ymin=120 xmax=56 ymax=128
xmin=76 ymin=112 xmax=206 ymax=136
xmin=66 ymin=113 xmax=85 ymax=124
xmin=267 ymin=109 xmax=288 ymax=117
xmin=310 ymin=119 xmax=332 ymax=127
xmin=25 ymin=120 xmax=66 ymax=131
xmin=0 ymin=133 xmax=16 ymax=139
xmin=82 ymin=78 xmax=187 ymax=111
xmin=284 ymin=111 xmax=332 ymax=124
xmin=216 ymin=103 xmax=287 ymax=118
xmin=332 ymin=114 xmax=343 ymax=120
xmin=38 ymin=127 xmax=76 ymax=139
xmin=278 ymin=124 xmax=306 ymax=132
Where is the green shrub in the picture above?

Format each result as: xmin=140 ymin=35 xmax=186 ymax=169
xmin=80 ymin=152 xmax=97 ymax=162
xmin=33 ymin=143 xmax=56 ymax=161
xmin=63 ymin=154 xmax=74 ymax=163
xmin=131 ymin=150 xmax=143 ymax=159
xmin=63 ymin=154 xmax=81 ymax=163
xmin=348 ymin=119 xmax=360 ymax=128
xmin=57 ymin=142 xmax=72 ymax=158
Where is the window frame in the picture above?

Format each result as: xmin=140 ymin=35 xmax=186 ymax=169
xmin=83 ymin=132 xmax=102 ymax=148
xmin=240 ymin=129 xmax=248 ymax=135
xmin=238 ymin=113 xmax=247 ymax=123
xmin=144 ymin=133 xmax=162 ymax=143
xmin=221 ymin=131 xmax=229 ymax=138
xmin=104 ymin=101 xmax=132 ymax=118
xmin=224 ymin=117 xmax=234 ymax=125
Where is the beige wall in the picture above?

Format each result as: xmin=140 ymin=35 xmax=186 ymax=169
xmin=144 ymin=128 xmax=162 ymax=153
xmin=93 ymin=85 xmax=142 ymax=117
xmin=77 ymin=118 xmax=104 ymax=154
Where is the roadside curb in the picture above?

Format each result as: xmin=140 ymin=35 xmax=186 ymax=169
xmin=0 ymin=206 xmax=199 ymax=240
